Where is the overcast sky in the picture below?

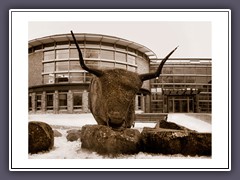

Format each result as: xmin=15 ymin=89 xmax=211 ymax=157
xmin=28 ymin=21 xmax=211 ymax=58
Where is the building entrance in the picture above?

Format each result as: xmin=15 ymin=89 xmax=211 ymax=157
xmin=168 ymin=96 xmax=194 ymax=113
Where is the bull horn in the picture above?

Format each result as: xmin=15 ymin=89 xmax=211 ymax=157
xmin=139 ymin=46 xmax=178 ymax=81
xmin=71 ymin=31 xmax=103 ymax=77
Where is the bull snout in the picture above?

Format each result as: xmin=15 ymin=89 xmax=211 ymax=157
xmin=107 ymin=111 xmax=126 ymax=128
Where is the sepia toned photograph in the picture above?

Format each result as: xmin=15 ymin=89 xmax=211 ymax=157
xmin=10 ymin=10 xmax=230 ymax=170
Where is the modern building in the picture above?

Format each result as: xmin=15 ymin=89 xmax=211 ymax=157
xmin=28 ymin=33 xmax=211 ymax=114
xmin=150 ymin=58 xmax=212 ymax=113
xmin=28 ymin=33 xmax=155 ymax=114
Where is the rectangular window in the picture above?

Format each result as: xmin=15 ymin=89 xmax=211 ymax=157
xmin=116 ymin=44 xmax=127 ymax=51
xmin=174 ymin=76 xmax=185 ymax=83
xmin=69 ymin=61 xmax=82 ymax=71
xmin=86 ymin=41 xmax=100 ymax=49
xmin=101 ymin=50 xmax=114 ymax=60
xmin=196 ymin=67 xmax=206 ymax=74
xmin=56 ymin=41 xmax=69 ymax=48
xmin=73 ymin=92 xmax=83 ymax=110
xmin=44 ymin=43 xmax=55 ymax=50
xmin=115 ymin=63 xmax=126 ymax=69
xmin=85 ymin=60 xmax=98 ymax=69
xmin=44 ymin=62 xmax=55 ymax=73
xmin=173 ymin=67 xmax=184 ymax=74
xmin=69 ymin=49 xmax=79 ymax=59
xmin=59 ymin=93 xmax=67 ymax=110
xmin=195 ymin=76 xmax=207 ymax=83
xmin=46 ymin=94 xmax=54 ymax=110
xmin=56 ymin=61 xmax=68 ymax=71
xmin=44 ymin=51 xmax=55 ymax=61
xmin=36 ymin=94 xmax=42 ymax=111
xmin=56 ymin=73 xmax=69 ymax=83
xmin=162 ymin=67 xmax=172 ymax=74
xmin=115 ymin=52 xmax=126 ymax=62
xmin=69 ymin=72 xmax=84 ymax=83
xmin=127 ymin=66 xmax=136 ymax=72
xmin=85 ymin=49 xmax=99 ymax=58
xmin=127 ymin=55 xmax=136 ymax=65
xmin=29 ymin=95 xmax=32 ymax=111
xmin=186 ymin=76 xmax=195 ymax=83
xmin=43 ymin=74 xmax=55 ymax=84
xmin=162 ymin=76 xmax=173 ymax=83
xmin=56 ymin=49 xmax=69 ymax=59
xmin=101 ymin=61 xmax=114 ymax=69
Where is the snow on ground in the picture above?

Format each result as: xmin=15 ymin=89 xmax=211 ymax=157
xmin=28 ymin=113 xmax=211 ymax=159
xmin=167 ymin=113 xmax=211 ymax=133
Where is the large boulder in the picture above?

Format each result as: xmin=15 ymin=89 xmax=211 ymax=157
xmin=28 ymin=121 xmax=54 ymax=154
xmin=141 ymin=127 xmax=211 ymax=156
xmin=81 ymin=125 xmax=141 ymax=155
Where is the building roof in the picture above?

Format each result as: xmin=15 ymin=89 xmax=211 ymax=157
xmin=28 ymin=33 xmax=157 ymax=59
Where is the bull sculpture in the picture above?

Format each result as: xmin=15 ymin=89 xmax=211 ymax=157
xmin=71 ymin=31 xmax=178 ymax=129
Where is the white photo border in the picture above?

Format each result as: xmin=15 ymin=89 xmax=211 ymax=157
xmin=9 ymin=9 xmax=231 ymax=171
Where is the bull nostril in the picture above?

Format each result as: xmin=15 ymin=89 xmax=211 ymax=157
xmin=109 ymin=111 xmax=122 ymax=118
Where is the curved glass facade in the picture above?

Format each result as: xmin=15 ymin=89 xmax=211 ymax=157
xmin=28 ymin=40 xmax=151 ymax=86
xmin=28 ymin=33 xmax=153 ymax=113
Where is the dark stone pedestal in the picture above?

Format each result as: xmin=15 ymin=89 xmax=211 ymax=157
xmin=81 ymin=125 xmax=141 ymax=155
xmin=28 ymin=121 xmax=54 ymax=154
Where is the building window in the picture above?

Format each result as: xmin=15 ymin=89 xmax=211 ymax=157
xmin=44 ymin=43 xmax=55 ymax=50
xmin=85 ymin=49 xmax=99 ymax=58
xmin=186 ymin=76 xmax=195 ymax=83
xmin=174 ymin=76 xmax=185 ymax=83
xmin=56 ymin=61 xmax=69 ymax=71
xmin=73 ymin=92 xmax=83 ymax=110
xmin=29 ymin=95 xmax=32 ymax=111
xmin=46 ymin=94 xmax=54 ymax=110
xmin=69 ymin=49 xmax=79 ymax=59
xmin=195 ymin=76 xmax=207 ymax=83
xmin=56 ymin=41 xmax=69 ymax=48
xmin=101 ymin=50 xmax=114 ymax=60
xmin=85 ymin=60 xmax=98 ymax=69
xmin=56 ymin=49 xmax=69 ymax=59
xmin=127 ymin=66 xmax=136 ymax=72
xmin=43 ymin=74 xmax=55 ymax=84
xmin=36 ymin=94 xmax=42 ymax=111
xmin=69 ymin=61 xmax=82 ymax=71
xmin=115 ymin=52 xmax=126 ymax=62
xmin=127 ymin=54 xmax=136 ymax=65
xmin=56 ymin=73 xmax=69 ymax=83
xmin=59 ymin=93 xmax=67 ymax=110
xmin=69 ymin=72 xmax=84 ymax=83
xmin=101 ymin=61 xmax=114 ymax=69
xmin=162 ymin=67 xmax=173 ymax=74
xmin=115 ymin=63 xmax=126 ymax=70
xmin=44 ymin=51 xmax=55 ymax=61
xmin=44 ymin=62 xmax=55 ymax=73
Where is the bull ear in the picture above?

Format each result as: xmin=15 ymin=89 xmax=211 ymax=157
xmin=139 ymin=46 xmax=178 ymax=81
xmin=71 ymin=31 xmax=103 ymax=77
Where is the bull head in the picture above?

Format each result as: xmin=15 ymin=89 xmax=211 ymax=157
xmin=71 ymin=31 xmax=178 ymax=129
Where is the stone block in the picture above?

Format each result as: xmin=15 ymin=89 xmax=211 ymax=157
xmin=81 ymin=125 xmax=141 ymax=155
xmin=141 ymin=127 xmax=211 ymax=156
xmin=66 ymin=129 xmax=81 ymax=142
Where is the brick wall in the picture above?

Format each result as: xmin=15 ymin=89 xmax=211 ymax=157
xmin=29 ymin=52 xmax=43 ymax=87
